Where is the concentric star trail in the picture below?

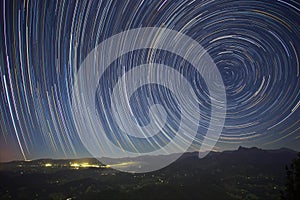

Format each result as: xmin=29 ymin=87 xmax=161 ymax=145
xmin=0 ymin=0 xmax=299 ymax=161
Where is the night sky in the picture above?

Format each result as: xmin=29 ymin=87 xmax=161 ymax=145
xmin=0 ymin=0 xmax=300 ymax=162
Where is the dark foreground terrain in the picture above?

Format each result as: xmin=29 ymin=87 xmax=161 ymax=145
xmin=0 ymin=147 xmax=298 ymax=200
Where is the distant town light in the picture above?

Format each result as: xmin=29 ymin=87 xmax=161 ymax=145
xmin=70 ymin=162 xmax=100 ymax=169
xmin=44 ymin=163 xmax=52 ymax=167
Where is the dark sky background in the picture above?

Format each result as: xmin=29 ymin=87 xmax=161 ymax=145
xmin=0 ymin=0 xmax=300 ymax=162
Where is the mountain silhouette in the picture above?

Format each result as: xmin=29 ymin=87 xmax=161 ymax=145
xmin=0 ymin=147 xmax=298 ymax=200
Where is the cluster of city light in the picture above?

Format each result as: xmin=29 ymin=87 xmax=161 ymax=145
xmin=42 ymin=161 xmax=139 ymax=169
xmin=44 ymin=163 xmax=52 ymax=167
xmin=69 ymin=162 xmax=104 ymax=169
xmin=41 ymin=162 xmax=112 ymax=169
xmin=68 ymin=162 xmax=137 ymax=169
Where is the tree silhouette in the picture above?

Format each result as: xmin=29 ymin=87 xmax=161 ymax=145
xmin=281 ymin=153 xmax=300 ymax=200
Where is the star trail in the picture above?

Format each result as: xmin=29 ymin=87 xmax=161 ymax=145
xmin=0 ymin=0 xmax=300 ymax=162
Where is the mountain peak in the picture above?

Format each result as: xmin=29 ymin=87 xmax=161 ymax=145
xmin=237 ymin=146 xmax=260 ymax=151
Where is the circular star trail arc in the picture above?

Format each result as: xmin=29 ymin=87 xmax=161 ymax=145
xmin=0 ymin=0 xmax=300 ymax=161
